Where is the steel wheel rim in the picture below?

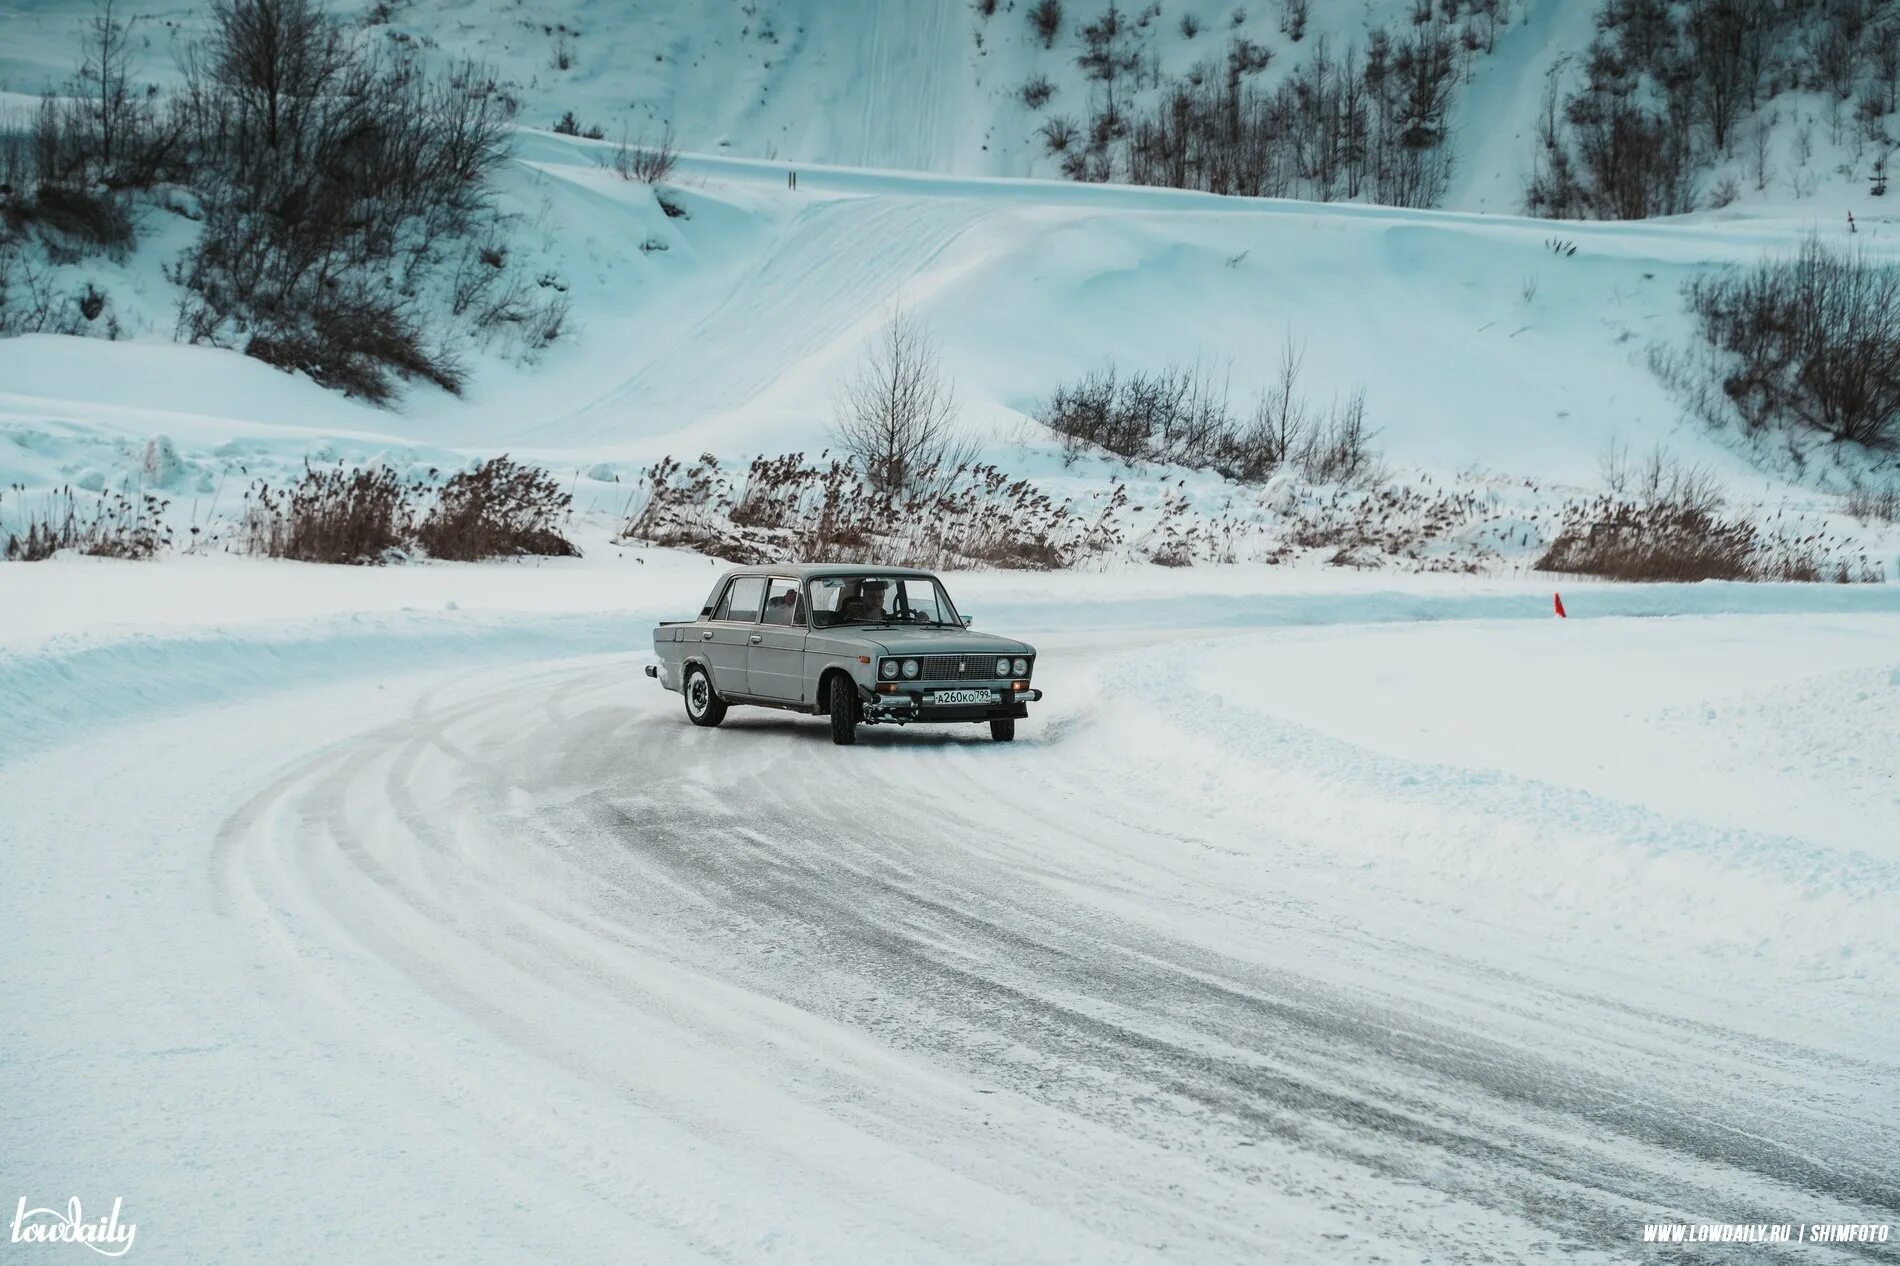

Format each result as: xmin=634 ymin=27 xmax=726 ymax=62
xmin=688 ymin=676 xmax=708 ymax=715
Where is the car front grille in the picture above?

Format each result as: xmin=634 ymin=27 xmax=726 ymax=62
xmin=915 ymin=654 xmax=1021 ymax=681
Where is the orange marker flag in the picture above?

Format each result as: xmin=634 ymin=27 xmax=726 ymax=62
xmin=1554 ymin=592 xmax=1567 ymax=618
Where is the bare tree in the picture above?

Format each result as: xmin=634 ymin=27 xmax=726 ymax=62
xmin=80 ymin=0 xmax=135 ymax=176
xmin=1077 ymin=3 xmax=1139 ymax=121
xmin=834 ymin=309 xmax=970 ymax=491
xmin=205 ymin=0 xmax=353 ymax=155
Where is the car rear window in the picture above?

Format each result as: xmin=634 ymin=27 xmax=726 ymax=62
xmin=714 ymin=576 xmax=766 ymax=621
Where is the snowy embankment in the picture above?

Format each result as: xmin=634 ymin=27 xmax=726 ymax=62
xmin=4 ymin=564 xmax=1898 ymax=1262
xmin=7 ymin=130 xmax=1899 ymax=576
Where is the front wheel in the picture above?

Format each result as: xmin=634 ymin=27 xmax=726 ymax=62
xmin=684 ymin=666 xmax=727 ymax=727
xmin=829 ymin=679 xmax=858 ymax=745
xmin=989 ymin=716 xmax=1016 ymax=742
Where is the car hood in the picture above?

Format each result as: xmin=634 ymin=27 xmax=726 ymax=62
xmin=859 ymin=628 xmax=1034 ymax=657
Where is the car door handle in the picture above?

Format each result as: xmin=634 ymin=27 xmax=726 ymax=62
xmin=748 ymin=634 xmax=763 ymax=645
xmin=701 ymin=630 xmax=714 ymax=640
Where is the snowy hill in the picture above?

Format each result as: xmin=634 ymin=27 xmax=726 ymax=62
xmin=6 ymin=0 xmax=1527 ymax=189
xmin=8 ymin=0 xmax=1889 ymax=215
xmin=3 ymin=130 xmax=1893 ymax=468
xmin=6 ymin=133 xmax=1900 ymax=581
xmin=3 ymin=0 xmax=1898 ymax=579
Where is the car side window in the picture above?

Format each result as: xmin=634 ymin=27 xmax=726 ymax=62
xmin=806 ymin=579 xmax=845 ymax=627
xmin=898 ymin=579 xmax=942 ymax=622
xmin=761 ymin=579 xmax=803 ymax=627
xmin=713 ymin=576 xmax=766 ymax=621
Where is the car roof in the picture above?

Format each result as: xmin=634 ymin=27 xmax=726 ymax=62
xmin=719 ymin=563 xmax=940 ymax=580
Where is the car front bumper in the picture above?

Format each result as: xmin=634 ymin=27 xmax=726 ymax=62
xmin=861 ymin=683 xmax=1042 ymax=724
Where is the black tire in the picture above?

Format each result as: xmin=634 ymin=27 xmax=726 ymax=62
xmin=990 ymin=716 xmax=1016 ymax=742
xmin=684 ymin=666 xmax=727 ymax=727
xmin=829 ymin=677 xmax=858 ymax=745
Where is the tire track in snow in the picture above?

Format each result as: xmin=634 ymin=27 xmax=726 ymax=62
xmin=203 ymin=653 xmax=1900 ymax=1261
xmin=533 ymin=193 xmax=997 ymax=444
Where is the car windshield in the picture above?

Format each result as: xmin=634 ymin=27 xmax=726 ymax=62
xmin=807 ymin=575 xmax=959 ymax=628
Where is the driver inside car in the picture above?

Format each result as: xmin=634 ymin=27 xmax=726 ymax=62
xmin=840 ymin=580 xmax=890 ymax=622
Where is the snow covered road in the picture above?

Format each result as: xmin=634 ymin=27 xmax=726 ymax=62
xmin=5 ymin=597 xmax=1898 ymax=1263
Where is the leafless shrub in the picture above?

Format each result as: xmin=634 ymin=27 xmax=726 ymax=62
xmin=1039 ymin=341 xmax=1380 ymax=485
xmin=239 ymin=288 xmax=464 ymax=403
xmin=623 ymin=453 xmax=1110 ymax=570
xmin=1535 ymin=497 xmax=1873 ymax=582
xmin=551 ymin=110 xmax=602 ymax=137
xmin=1685 ymin=235 xmax=1900 ymax=448
xmin=1597 ymin=433 xmax=1634 ymax=494
xmin=1021 ymin=75 xmax=1056 ymax=109
xmin=1228 ymin=37 xmax=1273 ymax=76
xmin=833 ymin=309 xmax=972 ymax=492
xmin=1039 ymin=114 xmax=1079 ymax=153
xmin=1599 ymin=436 xmax=1725 ymax=512
xmin=2 ymin=483 xmax=172 ymax=561
xmin=524 ymin=293 xmax=569 ymax=349
xmin=1102 ymin=20 xmax=1464 ymax=207
xmin=1528 ymin=0 xmax=1900 ymax=220
xmin=0 ymin=248 xmax=92 ymax=335
xmin=1029 ymin=0 xmax=1064 ymax=48
xmin=604 ymin=124 xmax=679 ymax=183
xmin=25 ymin=183 xmax=134 ymax=250
xmin=415 ymin=455 xmax=576 ymax=559
xmin=619 ymin=453 xmax=1878 ymax=580
xmin=1281 ymin=0 xmax=1310 ymax=41
xmin=243 ymin=464 xmax=419 ymax=563
xmin=1296 ymin=390 xmax=1378 ymax=485
xmin=139 ymin=0 xmax=518 ymax=402
xmin=1844 ymin=479 xmax=1900 ymax=523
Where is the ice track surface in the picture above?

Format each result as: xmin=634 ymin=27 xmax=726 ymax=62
xmin=5 ymin=615 xmax=1899 ymax=1264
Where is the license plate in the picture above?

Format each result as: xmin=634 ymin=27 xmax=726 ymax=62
xmin=930 ymin=689 xmax=996 ymax=705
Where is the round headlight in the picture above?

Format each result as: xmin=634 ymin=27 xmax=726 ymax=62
xmin=1013 ymin=657 xmax=1029 ymax=676
xmin=901 ymin=659 xmax=920 ymax=679
xmin=995 ymin=657 xmax=1011 ymax=677
xmin=880 ymin=659 xmax=899 ymax=679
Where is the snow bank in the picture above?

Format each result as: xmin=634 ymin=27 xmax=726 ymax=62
xmin=7 ymin=550 xmax=1899 ymax=767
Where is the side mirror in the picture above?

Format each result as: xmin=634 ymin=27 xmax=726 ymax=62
xmin=962 ymin=614 xmax=975 ymax=627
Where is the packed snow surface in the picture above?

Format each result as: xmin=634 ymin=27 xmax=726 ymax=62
xmin=3 ymin=566 xmax=1898 ymax=1262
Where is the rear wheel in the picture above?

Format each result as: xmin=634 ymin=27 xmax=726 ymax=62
xmin=684 ymin=666 xmax=727 ymax=727
xmin=989 ymin=716 xmax=1016 ymax=742
xmin=829 ymin=677 xmax=858 ymax=745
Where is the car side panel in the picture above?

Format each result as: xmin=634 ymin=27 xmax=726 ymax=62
xmin=803 ymin=634 xmax=877 ymax=705
xmin=700 ymin=623 xmax=750 ymax=696
xmin=749 ymin=627 xmax=809 ymax=703
xmin=704 ymin=575 xmax=768 ymax=696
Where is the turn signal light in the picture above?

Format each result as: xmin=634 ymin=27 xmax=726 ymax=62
xmin=1012 ymin=680 xmax=1029 ymax=692
xmin=877 ymin=683 xmax=901 ymax=694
